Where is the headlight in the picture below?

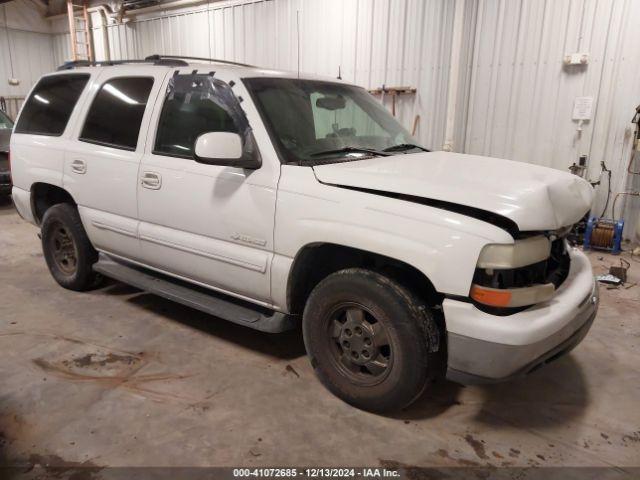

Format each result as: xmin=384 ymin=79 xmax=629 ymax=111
xmin=476 ymin=235 xmax=551 ymax=269
xmin=471 ymin=235 xmax=555 ymax=308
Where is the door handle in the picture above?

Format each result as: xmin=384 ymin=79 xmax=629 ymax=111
xmin=141 ymin=171 xmax=162 ymax=190
xmin=71 ymin=159 xmax=87 ymax=174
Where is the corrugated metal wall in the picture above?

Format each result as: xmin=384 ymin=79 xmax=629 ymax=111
xmin=43 ymin=0 xmax=640 ymax=237
xmin=462 ymin=0 xmax=640 ymax=238
xmin=0 ymin=29 xmax=55 ymax=97
xmin=51 ymin=0 xmax=456 ymax=152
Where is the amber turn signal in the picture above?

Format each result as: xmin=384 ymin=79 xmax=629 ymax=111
xmin=470 ymin=283 xmax=555 ymax=308
xmin=470 ymin=285 xmax=513 ymax=307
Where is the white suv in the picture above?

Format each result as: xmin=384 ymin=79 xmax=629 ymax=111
xmin=10 ymin=56 xmax=598 ymax=411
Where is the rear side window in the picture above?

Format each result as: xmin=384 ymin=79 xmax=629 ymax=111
xmin=153 ymin=86 xmax=237 ymax=158
xmin=15 ymin=74 xmax=89 ymax=136
xmin=80 ymin=77 xmax=154 ymax=151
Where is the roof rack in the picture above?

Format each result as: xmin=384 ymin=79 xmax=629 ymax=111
xmin=56 ymin=55 xmax=257 ymax=71
xmin=144 ymin=54 xmax=257 ymax=68
xmin=57 ymin=57 xmax=188 ymax=70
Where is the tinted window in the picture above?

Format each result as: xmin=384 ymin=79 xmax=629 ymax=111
xmin=80 ymin=77 xmax=154 ymax=150
xmin=244 ymin=78 xmax=415 ymax=164
xmin=154 ymin=88 xmax=237 ymax=158
xmin=15 ymin=74 xmax=89 ymax=136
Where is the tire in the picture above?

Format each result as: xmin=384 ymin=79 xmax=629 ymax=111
xmin=302 ymin=268 xmax=441 ymax=412
xmin=41 ymin=203 xmax=102 ymax=291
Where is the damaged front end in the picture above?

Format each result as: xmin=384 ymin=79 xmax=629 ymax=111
xmin=469 ymin=228 xmax=572 ymax=315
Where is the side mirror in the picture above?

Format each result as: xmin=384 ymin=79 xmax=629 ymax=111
xmin=194 ymin=131 xmax=261 ymax=169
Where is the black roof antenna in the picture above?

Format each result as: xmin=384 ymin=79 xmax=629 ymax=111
xmin=337 ymin=65 xmax=342 ymax=80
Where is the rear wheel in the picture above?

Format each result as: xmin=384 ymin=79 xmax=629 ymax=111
xmin=41 ymin=203 xmax=102 ymax=291
xmin=303 ymin=268 xmax=440 ymax=412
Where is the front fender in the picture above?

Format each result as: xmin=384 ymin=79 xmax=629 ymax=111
xmin=273 ymin=166 xmax=513 ymax=302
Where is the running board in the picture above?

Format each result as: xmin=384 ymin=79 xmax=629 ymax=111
xmin=93 ymin=254 xmax=297 ymax=333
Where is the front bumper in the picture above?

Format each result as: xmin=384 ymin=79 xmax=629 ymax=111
xmin=445 ymin=247 xmax=598 ymax=384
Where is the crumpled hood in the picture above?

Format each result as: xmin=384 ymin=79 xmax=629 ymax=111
xmin=312 ymin=151 xmax=594 ymax=232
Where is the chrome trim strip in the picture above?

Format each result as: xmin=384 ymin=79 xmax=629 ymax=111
xmin=139 ymin=234 xmax=267 ymax=273
xmin=97 ymin=250 xmax=277 ymax=310
xmin=91 ymin=220 xmax=138 ymax=238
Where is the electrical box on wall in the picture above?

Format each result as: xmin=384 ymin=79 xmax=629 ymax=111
xmin=564 ymin=53 xmax=589 ymax=65
xmin=573 ymin=97 xmax=594 ymax=121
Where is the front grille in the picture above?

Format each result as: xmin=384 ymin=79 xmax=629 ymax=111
xmin=473 ymin=259 xmax=547 ymax=289
xmin=546 ymin=237 xmax=571 ymax=288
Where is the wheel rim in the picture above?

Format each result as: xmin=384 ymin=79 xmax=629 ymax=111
xmin=326 ymin=303 xmax=393 ymax=385
xmin=48 ymin=222 xmax=78 ymax=275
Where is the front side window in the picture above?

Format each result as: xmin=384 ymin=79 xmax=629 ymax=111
xmin=154 ymin=75 xmax=240 ymax=159
xmin=15 ymin=74 xmax=89 ymax=136
xmin=80 ymin=77 xmax=154 ymax=150
xmin=243 ymin=78 xmax=421 ymax=164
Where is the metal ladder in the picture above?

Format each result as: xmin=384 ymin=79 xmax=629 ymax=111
xmin=66 ymin=0 xmax=93 ymax=62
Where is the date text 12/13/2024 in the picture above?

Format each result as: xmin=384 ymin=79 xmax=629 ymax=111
xmin=233 ymin=468 xmax=400 ymax=478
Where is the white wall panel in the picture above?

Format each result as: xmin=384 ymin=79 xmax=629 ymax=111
xmin=1 ymin=0 xmax=50 ymax=34
xmin=0 ymin=1 xmax=52 ymax=107
xmin=1 ymin=2 xmax=55 ymax=100
xmin=51 ymin=30 xmax=71 ymax=62
xmin=0 ymin=29 xmax=56 ymax=99
xmin=462 ymin=0 xmax=640 ymax=238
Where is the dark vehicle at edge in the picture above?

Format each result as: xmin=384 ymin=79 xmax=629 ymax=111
xmin=0 ymin=109 xmax=13 ymax=195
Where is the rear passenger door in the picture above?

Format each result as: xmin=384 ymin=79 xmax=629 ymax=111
xmin=64 ymin=68 xmax=168 ymax=261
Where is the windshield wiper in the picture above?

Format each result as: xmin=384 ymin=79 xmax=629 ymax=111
xmin=309 ymin=146 xmax=391 ymax=158
xmin=382 ymin=143 xmax=430 ymax=153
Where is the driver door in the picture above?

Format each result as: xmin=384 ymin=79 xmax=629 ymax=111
xmin=137 ymin=71 xmax=277 ymax=305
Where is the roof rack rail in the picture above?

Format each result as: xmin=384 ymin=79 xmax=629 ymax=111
xmin=144 ymin=54 xmax=256 ymax=68
xmin=56 ymin=55 xmax=256 ymax=71
xmin=56 ymin=57 xmax=189 ymax=71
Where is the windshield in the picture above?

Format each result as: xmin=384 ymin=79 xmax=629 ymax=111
xmin=0 ymin=110 xmax=13 ymax=130
xmin=243 ymin=78 xmax=423 ymax=164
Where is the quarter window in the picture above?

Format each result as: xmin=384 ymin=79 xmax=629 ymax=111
xmin=15 ymin=74 xmax=89 ymax=136
xmin=154 ymin=87 xmax=238 ymax=158
xmin=80 ymin=77 xmax=154 ymax=150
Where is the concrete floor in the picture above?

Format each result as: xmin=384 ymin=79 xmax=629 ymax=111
xmin=1 ymin=195 xmax=639 ymax=475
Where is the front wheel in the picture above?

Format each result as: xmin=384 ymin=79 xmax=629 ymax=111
xmin=302 ymin=268 xmax=441 ymax=412
xmin=41 ymin=203 xmax=102 ymax=291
